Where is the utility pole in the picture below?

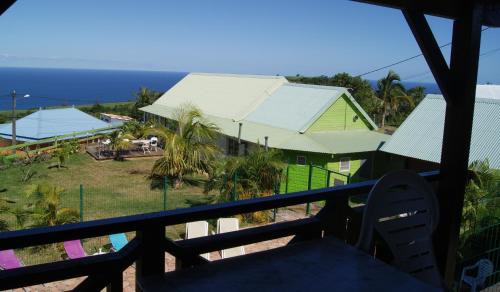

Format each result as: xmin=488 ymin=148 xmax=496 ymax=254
xmin=11 ymin=90 xmax=16 ymax=154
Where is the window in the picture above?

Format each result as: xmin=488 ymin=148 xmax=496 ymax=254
xmin=227 ymin=138 xmax=239 ymax=156
xmin=296 ymin=156 xmax=306 ymax=165
xmin=334 ymin=179 xmax=345 ymax=186
xmin=339 ymin=157 xmax=350 ymax=172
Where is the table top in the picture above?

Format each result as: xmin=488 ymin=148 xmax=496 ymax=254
xmin=132 ymin=139 xmax=150 ymax=144
xmin=140 ymin=236 xmax=442 ymax=292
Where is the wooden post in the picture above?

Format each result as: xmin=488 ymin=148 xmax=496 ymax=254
xmin=403 ymin=5 xmax=483 ymax=284
xmin=135 ymin=225 xmax=165 ymax=291
xmin=106 ymin=272 xmax=123 ymax=292
xmin=434 ymin=5 xmax=483 ymax=283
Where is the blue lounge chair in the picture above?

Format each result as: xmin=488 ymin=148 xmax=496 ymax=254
xmin=109 ymin=233 xmax=128 ymax=251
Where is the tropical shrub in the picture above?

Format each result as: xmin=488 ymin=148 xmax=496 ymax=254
xmin=24 ymin=184 xmax=80 ymax=228
xmin=206 ymin=147 xmax=285 ymax=223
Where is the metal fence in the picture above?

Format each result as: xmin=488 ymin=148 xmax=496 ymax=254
xmin=72 ymin=177 xmax=168 ymax=221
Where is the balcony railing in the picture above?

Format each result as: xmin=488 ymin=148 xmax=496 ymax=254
xmin=0 ymin=171 xmax=440 ymax=291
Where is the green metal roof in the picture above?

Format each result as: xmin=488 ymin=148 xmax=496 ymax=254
xmin=381 ymin=94 xmax=500 ymax=169
xmin=245 ymin=83 xmax=377 ymax=132
xmin=141 ymin=104 xmax=388 ymax=154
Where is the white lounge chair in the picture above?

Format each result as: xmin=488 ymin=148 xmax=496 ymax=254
xmin=186 ymin=221 xmax=210 ymax=260
xmin=217 ymin=218 xmax=245 ymax=258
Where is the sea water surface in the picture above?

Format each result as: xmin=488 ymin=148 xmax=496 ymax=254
xmin=0 ymin=67 xmax=187 ymax=111
xmin=0 ymin=67 xmax=440 ymax=111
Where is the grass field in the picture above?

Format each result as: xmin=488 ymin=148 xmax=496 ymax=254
xmin=0 ymin=152 xmax=217 ymax=265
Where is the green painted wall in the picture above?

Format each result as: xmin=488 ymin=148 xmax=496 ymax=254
xmin=307 ymin=94 xmax=373 ymax=132
xmin=280 ymin=150 xmax=375 ymax=193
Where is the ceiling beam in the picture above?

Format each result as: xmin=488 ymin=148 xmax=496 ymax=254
xmin=0 ymin=0 xmax=16 ymax=16
xmin=352 ymin=0 xmax=500 ymax=27
xmin=402 ymin=10 xmax=453 ymax=103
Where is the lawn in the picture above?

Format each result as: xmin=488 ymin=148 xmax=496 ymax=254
xmin=0 ymin=152 xmax=217 ymax=265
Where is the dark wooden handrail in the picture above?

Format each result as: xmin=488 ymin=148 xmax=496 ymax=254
xmin=0 ymin=170 xmax=440 ymax=291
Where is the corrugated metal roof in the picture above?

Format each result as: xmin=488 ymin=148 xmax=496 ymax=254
xmin=476 ymin=84 xmax=500 ymax=100
xmin=0 ymin=108 xmax=111 ymax=141
xmin=245 ymin=83 xmax=344 ymax=132
xmin=153 ymin=73 xmax=287 ymax=121
xmin=141 ymin=104 xmax=388 ymax=154
xmin=381 ymin=94 xmax=500 ymax=169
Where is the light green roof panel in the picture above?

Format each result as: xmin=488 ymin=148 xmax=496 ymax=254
xmin=152 ymin=73 xmax=287 ymax=121
xmin=245 ymin=84 xmax=344 ymax=132
xmin=381 ymin=94 xmax=500 ymax=169
xmin=141 ymin=104 xmax=389 ymax=154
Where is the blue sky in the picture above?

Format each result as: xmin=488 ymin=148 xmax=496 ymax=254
xmin=1 ymin=0 xmax=499 ymax=83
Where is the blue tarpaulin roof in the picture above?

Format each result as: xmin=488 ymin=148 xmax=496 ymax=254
xmin=0 ymin=108 xmax=112 ymax=142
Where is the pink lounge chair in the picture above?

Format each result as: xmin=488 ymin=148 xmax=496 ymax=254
xmin=0 ymin=249 xmax=22 ymax=269
xmin=63 ymin=240 xmax=87 ymax=259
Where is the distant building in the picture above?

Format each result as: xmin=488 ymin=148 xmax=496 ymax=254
xmin=0 ymin=107 xmax=112 ymax=146
xmin=140 ymin=73 xmax=389 ymax=189
xmin=381 ymin=90 xmax=500 ymax=171
xmin=99 ymin=113 xmax=134 ymax=126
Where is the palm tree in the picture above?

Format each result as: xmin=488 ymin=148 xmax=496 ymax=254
xmin=25 ymin=184 xmax=80 ymax=227
xmin=105 ymin=130 xmax=136 ymax=161
xmin=376 ymin=71 xmax=415 ymax=128
xmin=132 ymin=87 xmax=162 ymax=119
xmin=147 ymin=105 xmax=220 ymax=188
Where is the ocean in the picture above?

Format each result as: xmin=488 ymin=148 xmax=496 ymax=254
xmin=0 ymin=67 xmax=187 ymax=111
xmin=0 ymin=67 xmax=440 ymax=111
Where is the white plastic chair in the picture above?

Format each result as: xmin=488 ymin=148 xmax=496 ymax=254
xmin=356 ymin=170 xmax=442 ymax=288
xmin=186 ymin=221 xmax=210 ymax=260
xmin=141 ymin=141 xmax=151 ymax=154
xmin=460 ymin=259 xmax=494 ymax=292
xmin=150 ymin=137 xmax=158 ymax=152
xmin=217 ymin=218 xmax=245 ymax=258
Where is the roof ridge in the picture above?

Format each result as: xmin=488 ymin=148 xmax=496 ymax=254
xmin=285 ymin=83 xmax=347 ymax=91
xmin=189 ymin=72 xmax=286 ymax=80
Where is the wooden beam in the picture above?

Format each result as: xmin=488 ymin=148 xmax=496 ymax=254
xmin=434 ymin=2 xmax=483 ymax=285
xmin=352 ymin=0 xmax=500 ymax=27
xmin=402 ymin=10 xmax=452 ymax=103
xmin=0 ymin=0 xmax=16 ymax=16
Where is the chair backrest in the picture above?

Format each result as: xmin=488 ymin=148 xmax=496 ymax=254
xmin=217 ymin=218 xmax=245 ymax=258
xmin=109 ymin=233 xmax=128 ymax=251
xmin=476 ymin=259 xmax=494 ymax=284
xmin=186 ymin=221 xmax=210 ymax=260
xmin=0 ymin=249 xmax=22 ymax=269
xmin=64 ymin=240 xmax=86 ymax=259
xmin=150 ymin=137 xmax=158 ymax=146
xmin=356 ymin=170 xmax=441 ymax=287
xmin=186 ymin=221 xmax=209 ymax=239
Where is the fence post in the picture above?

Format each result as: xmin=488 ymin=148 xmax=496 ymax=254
xmin=327 ymin=170 xmax=331 ymax=187
xmin=347 ymin=173 xmax=351 ymax=184
xmin=285 ymin=165 xmax=289 ymax=194
xmin=273 ymin=182 xmax=280 ymax=222
xmin=306 ymin=162 xmax=313 ymax=216
xmin=163 ymin=177 xmax=168 ymax=211
xmin=79 ymin=184 xmax=83 ymax=222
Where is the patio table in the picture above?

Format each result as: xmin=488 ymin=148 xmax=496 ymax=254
xmin=139 ymin=236 xmax=442 ymax=291
xmin=132 ymin=139 xmax=150 ymax=145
